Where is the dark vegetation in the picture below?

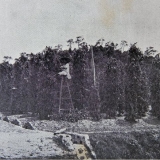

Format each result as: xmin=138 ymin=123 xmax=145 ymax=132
xmin=0 ymin=38 xmax=160 ymax=122
xmin=90 ymin=130 xmax=160 ymax=159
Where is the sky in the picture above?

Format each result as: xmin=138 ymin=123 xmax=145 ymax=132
xmin=0 ymin=0 xmax=160 ymax=62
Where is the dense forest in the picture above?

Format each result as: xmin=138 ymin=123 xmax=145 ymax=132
xmin=0 ymin=37 xmax=160 ymax=122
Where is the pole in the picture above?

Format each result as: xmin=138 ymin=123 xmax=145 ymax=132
xmin=59 ymin=76 xmax=63 ymax=114
xmin=91 ymin=46 xmax=102 ymax=113
xmin=91 ymin=46 xmax=96 ymax=86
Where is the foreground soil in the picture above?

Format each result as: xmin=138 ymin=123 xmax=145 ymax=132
xmin=0 ymin=120 xmax=76 ymax=159
xmin=0 ymin=112 xmax=160 ymax=159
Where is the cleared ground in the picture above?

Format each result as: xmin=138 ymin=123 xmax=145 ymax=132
xmin=0 ymin=119 xmax=76 ymax=159
xmin=0 ymin=112 xmax=160 ymax=159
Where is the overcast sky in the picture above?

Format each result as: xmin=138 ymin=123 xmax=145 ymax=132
xmin=0 ymin=0 xmax=160 ymax=62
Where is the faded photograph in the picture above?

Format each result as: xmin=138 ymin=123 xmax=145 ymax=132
xmin=0 ymin=0 xmax=160 ymax=159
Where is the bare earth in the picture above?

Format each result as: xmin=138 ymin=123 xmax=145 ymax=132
xmin=0 ymin=112 xmax=160 ymax=159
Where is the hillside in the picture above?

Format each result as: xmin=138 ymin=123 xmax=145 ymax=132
xmin=1 ymin=44 xmax=160 ymax=122
xmin=0 ymin=42 xmax=160 ymax=159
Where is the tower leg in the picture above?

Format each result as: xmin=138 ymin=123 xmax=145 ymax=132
xmin=66 ymin=80 xmax=74 ymax=111
xmin=59 ymin=76 xmax=64 ymax=114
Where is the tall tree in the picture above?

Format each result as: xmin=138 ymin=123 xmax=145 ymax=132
xmin=120 ymin=40 xmax=128 ymax=52
xmin=144 ymin=47 xmax=157 ymax=57
xmin=67 ymin=39 xmax=74 ymax=50
xmin=150 ymin=56 xmax=160 ymax=118
xmin=75 ymin=36 xmax=84 ymax=48
xmin=125 ymin=44 xmax=149 ymax=122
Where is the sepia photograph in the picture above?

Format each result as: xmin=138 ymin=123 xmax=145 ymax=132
xmin=0 ymin=0 xmax=160 ymax=159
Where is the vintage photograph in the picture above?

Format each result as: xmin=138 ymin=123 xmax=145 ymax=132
xmin=0 ymin=0 xmax=160 ymax=159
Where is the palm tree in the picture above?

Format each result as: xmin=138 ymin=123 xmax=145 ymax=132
xmin=55 ymin=44 xmax=62 ymax=51
xmin=144 ymin=47 xmax=157 ymax=57
xmin=120 ymin=40 xmax=128 ymax=52
xmin=75 ymin=36 xmax=84 ymax=48
xmin=3 ymin=56 xmax=12 ymax=63
xmin=105 ymin=42 xmax=116 ymax=58
xmin=67 ymin=39 xmax=74 ymax=50
xmin=105 ymin=42 xmax=118 ymax=49
xmin=96 ymin=38 xmax=105 ymax=46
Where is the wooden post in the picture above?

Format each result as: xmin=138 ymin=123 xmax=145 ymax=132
xmin=66 ymin=80 xmax=74 ymax=111
xmin=91 ymin=46 xmax=96 ymax=87
xmin=59 ymin=76 xmax=63 ymax=114
xmin=91 ymin=46 xmax=102 ymax=113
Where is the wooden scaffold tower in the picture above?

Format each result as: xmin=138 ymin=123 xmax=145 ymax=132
xmin=58 ymin=57 xmax=74 ymax=114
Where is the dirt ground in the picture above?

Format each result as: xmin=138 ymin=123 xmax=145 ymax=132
xmin=0 ymin=112 xmax=160 ymax=159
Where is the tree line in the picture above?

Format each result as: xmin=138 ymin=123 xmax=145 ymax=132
xmin=0 ymin=37 xmax=160 ymax=122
